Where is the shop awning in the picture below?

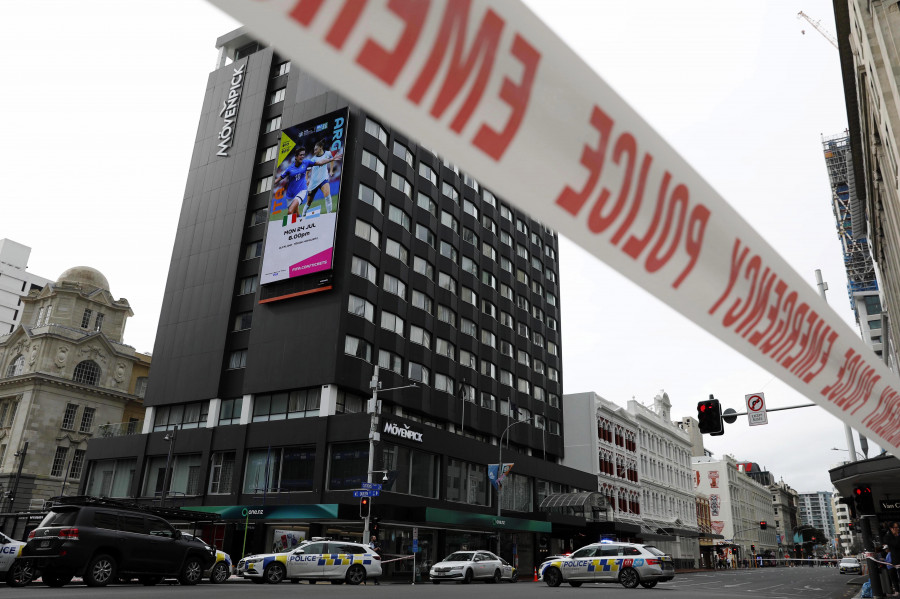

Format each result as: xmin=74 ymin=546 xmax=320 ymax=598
xmin=538 ymin=492 xmax=607 ymax=510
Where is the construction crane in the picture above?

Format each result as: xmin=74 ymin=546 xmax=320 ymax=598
xmin=797 ymin=10 xmax=839 ymax=50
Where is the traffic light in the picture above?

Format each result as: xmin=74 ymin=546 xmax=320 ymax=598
xmin=697 ymin=396 xmax=724 ymax=435
xmin=372 ymin=516 xmax=380 ymax=535
xmin=751 ymin=545 xmax=755 ymax=553
xmin=854 ymin=484 xmax=875 ymax=515
xmin=359 ymin=497 xmax=370 ymax=518
xmin=760 ymin=521 xmax=767 ymax=530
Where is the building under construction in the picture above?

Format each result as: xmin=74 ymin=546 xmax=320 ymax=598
xmin=822 ymin=132 xmax=883 ymax=358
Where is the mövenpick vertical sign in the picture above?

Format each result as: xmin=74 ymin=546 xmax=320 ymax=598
xmin=204 ymin=0 xmax=899 ymax=451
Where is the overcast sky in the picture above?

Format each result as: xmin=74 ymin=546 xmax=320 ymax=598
xmin=1 ymin=1 xmax=871 ymax=493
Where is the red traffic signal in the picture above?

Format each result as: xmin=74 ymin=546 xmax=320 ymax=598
xmin=760 ymin=521 xmax=767 ymax=530
xmin=359 ymin=497 xmax=370 ymax=518
xmin=697 ymin=396 xmax=724 ymax=435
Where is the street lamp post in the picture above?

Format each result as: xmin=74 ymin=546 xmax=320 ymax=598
xmin=496 ymin=418 xmax=528 ymax=555
xmin=160 ymin=425 xmax=178 ymax=505
xmin=829 ymin=447 xmax=866 ymax=460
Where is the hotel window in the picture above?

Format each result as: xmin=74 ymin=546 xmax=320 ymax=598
xmin=208 ymin=451 xmax=235 ymax=494
xmin=378 ymin=350 xmax=403 ymax=374
xmin=500 ymin=205 xmax=512 ymax=221
xmin=361 ymin=149 xmax=386 ymax=178
xmin=545 ymin=246 xmax=557 ymax=260
xmin=408 ymin=362 xmax=429 ymax=385
xmin=463 ymin=173 xmax=479 ymax=191
xmin=516 ymin=269 xmax=529 ymax=285
xmin=437 ymin=305 xmax=455 ymax=325
xmin=385 ymin=239 xmax=408 ymax=264
xmin=446 ymin=459 xmax=488 ymax=506
xmin=243 ymin=446 xmax=316 ymax=493
xmin=438 ymin=272 xmax=457 ymax=293
xmin=462 ymin=227 xmax=478 ymax=247
xmin=483 ymin=189 xmax=497 ymax=208
xmin=358 ymin=184 xmax=384 ymax=212
xmin=351 ymin=256 xmax=377 ymax=285
xmin=355 ymin=219 xmax=381 ymax=247
xmin=219 ymin=398 xmax=243 ymax=426
xmin=253 ymin=389 xmax=321 ymax=422
xmin=482 ymin=299 xmax=496 ymax=318
xmin=516 ymin=244 xmax=529 ymax=260
xmin=62 ymin=404 xmax=78 ymax=430
xmin=545 ymin=266 xmax=556 ymax=283
xmin=531 ymin=232 xmax=543 ymax=248
xmin=548 ymin=367 xmax=559 ymax=382
xmin=415 ymin=223 xmax=435 ymax=247
xmin=442 ymin=182 xmax=458 ymax=203
xmin=390 ymin=172 xmax=412 ymax=197
xmin=533 ymin=358 xmax=545 ymax=375
xmin=417 ymin=192 xmax=437 ymax=216
xmin=463 ymin=199 xmax=478 ymax=219
xmin=418 ymin=163 xmax=438 ymax=186
xmin=439 ymin=241 xmax=457 ymax=262
xmin=548 ymin=341 xmax=558 ymax=356
xmin=50 ymin=447 xmax=68 ymax=477
xmin=546 ymin=291 xmax=558 ymax=306
xmin=481 ymin=271 xmax=496 ymax=288
xmin=381 ymin=442 xmax=441 ymax=498
xmin=412 ymin=290 xmax=433 ymax=313
xmin=393 ymin=141 xmax=414 ymax=167
xmin=461 ymin=256 xmax=478 ymax=276
xmin=441 ymin=210 xmax=459 ymax=234
xmin=516 ymin=219 xmax=528 ymax=235
xmin=480 ymin=392 xmax=496 ymax=410
xmin=268 ymin=87 xmax=286 ymax=105
xmin=388 ymin=205 xmax=411 ymax=230
xmin=500 ymin=284 xmax=513 ymax=301
xmin=531 ymin=256 xmax=543 ymax=271
xmin=500 ymin=231 xmax=512 ymax=247
xmin=517 ymin=322 xmax=529 ymax=338
xmin=482 ymin=242 xmax=496 ymax=261
xmin=85 ymin=458 xmax=136 ymax=498
xmin=460 ymin=318 xmax=477 ymax=338
xmin=410 ymin=325 xmax=431 ymax=349
xmin=238 ymin=275 xmax=258 ymax=295
xmin=81 ymin=308 xmax=93 ymax=329
xmin=274 ymin=61 xmax=291 ymax=77
xmin=382 ymin=274 xmax=407 ymax=299
xmin=434 ymin=373 xmax=454 ymax=394
xmin=534 ymin=386 xmax=545 ymax=402
xmin=500 ymin=312 xmax=514 ymax=329
xmin=481 ymin=330 xmax=496 ymax=349
xmin=365 ymin=118 xmax=388 ymax=145
xmin=459 ymin=349 xmax=476 ymax=369
xmin=533 ymin=331 xmax=545 ymax=347
xmin=517 ymin=379 xmax=531 ymax=394
xmin=461 ymin=286 xmax=477 ymax=306
xmin=380 ymin=311 xmax=405 ymax=335
xmin=264 ymin=116 xmax=282 ymax=133
xmin=413 ymin=256 xmax=434 ymax=280
xmin=548 ymin=420 xmax=560 ymax=435
xmin=480 ymin=360 xmax=496 ymax=379
xmin=250 ymin=207 xmax=268 ymax=225
xmin=443 ymin=158 xmax=459 ymax=175
xmin=531 ymin=281 xmax=544 ymax=297
xmin=482 ymin=215 xmax=497 ymax=234
xmin=500 ymin=370 xmax=513 ymax=386
xmin=79 ymin=407 xmax=95 ymax=433
xmin=549 ymin=394 xmax=560 ymax=408
xmin=344 ymin=335 xmax=372 ymax=361
xmin=436 ymin=338 xmax=455 ymax=358
xmin=244 ymin=240 xmax=262 ymax=260
xmin=532 ymin=305 xmax=544 ymax=322
xmin=348 ymin=295 xmax=374 ymax=322
xmin=517 ymin=349 xmax=529 ymax=366
xmin=228 ymin=350 xmax=248 ymax=370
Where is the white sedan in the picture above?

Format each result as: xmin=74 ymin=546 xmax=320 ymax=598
xmin=430 ymin=551 xmax=516 ymax=584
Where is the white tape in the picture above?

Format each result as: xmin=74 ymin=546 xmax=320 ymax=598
xmin=203 ymin=0 xmax=899 ymax=452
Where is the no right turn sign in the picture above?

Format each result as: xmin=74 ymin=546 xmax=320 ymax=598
xmin=746 ymin=393 xmax=768 ymax=426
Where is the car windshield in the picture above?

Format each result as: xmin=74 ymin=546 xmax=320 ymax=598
xmin=841 ymin=558 xmax=858 ymax=563
xmin=643 ymin=546 xmax=667 ymax=556
xmin=39 ymin=508 xmax=78 ymax=528
xmin=444 ymin=552 xmax=475 ymax=562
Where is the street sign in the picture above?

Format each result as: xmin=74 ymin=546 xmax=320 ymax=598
xmin=360 ymin=482 xmax=383 ymax=490
xmin=413 ymin=539 xmax=419 ymax=553
xmin=745 ymin=393 xmax=768 ymax=426
xmin=413 ymin=527 xmax=418 ymax=541
xmin=353 ymin=490 xmax=381 ymax=498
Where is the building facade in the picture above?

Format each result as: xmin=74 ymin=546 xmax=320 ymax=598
xmin=0 ymin=266 xmax=147 ymax=533
xmin=797 ymin=491 xmax=837 ymax=552
xmin=0 ymin=240 xmax=49 ymax=335
xmin=769 ymin=479 xmax=799 ymax=559
xmin=693 ymin=454 xmax=777 ymax=564
xmin=84 ymin=28 xmax=595 ymax=578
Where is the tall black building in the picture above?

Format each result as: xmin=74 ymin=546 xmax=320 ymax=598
xmin=85 ymin=28 xmax=596 ymax=576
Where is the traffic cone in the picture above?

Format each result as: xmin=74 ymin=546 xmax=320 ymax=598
xmin=533 ymin=567 xmax=538 ymax=582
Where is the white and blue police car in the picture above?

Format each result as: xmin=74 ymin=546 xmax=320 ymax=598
xmin=540 ymin=541 xmax=674 ymax=589
xmin=237 ymin=539 xmax=381 ymax=585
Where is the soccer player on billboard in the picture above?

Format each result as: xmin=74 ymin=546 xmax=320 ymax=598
xmin=301 ymin=138 xmax=342 ymax=218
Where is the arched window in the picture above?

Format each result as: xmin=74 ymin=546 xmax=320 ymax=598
xmin=73 ymin=360 xmax=101 ymax=386
xmin=5 ymin=356 xmax=24 ymax=378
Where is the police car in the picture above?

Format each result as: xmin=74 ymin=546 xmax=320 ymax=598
xmin=539 ymin=541 xmax=674 ymax=589
xmin=0 ymin=531 xmax=29 ymax=587
xmin=237 ymin=539 xmax=381 ymax=585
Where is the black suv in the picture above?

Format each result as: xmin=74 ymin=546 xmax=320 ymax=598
xmin=22 ymin=497 xmax=216 ymax=587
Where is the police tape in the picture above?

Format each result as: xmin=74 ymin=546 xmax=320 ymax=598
xmin=203 ymin=0 xmax=900 ymax=451
xmin=379 ymin=554 xmax=416 ymax=564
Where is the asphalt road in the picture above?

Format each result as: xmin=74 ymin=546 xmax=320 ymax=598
xmin=0 ymin=567 xmax=865 ymax=599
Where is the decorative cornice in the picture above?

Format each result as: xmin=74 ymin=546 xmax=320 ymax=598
xmin=0 ymin=372 xmax=144 ymax=402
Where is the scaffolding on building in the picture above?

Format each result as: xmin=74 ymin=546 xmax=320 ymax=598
xmin=822 ymin=132 xmax=878 ymax=322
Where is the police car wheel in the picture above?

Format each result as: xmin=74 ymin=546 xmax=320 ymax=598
xmin=210 ymin=562 xmax=230 ymax=584
xmin=568 ymin=581 xmax=583 ymax=587
xmin=345 ymin=565 xmax=366 ymax=585
xmin=264 ymin=563 xmax=286 ymax=584
xmin=543 ymin=567 xmax=562 ymax=588
xmin=639 ymin=580 xmax=658 ymax=588
xmin=618 ymin=568 xmax=640 ymax=589
xmin=491 ymin=570 xmax=501 ymax=583
xmin=7 ymin=559 xmax=34 ymax=587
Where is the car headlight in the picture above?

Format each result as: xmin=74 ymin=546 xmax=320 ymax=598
xmin=245 ymin=558 xmax=262 ymax=565
xmin=450 ymin=566 xmax=463 ymax=570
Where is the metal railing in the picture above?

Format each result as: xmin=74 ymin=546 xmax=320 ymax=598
xmin=97 ymin=421 xmax=143 ymax=438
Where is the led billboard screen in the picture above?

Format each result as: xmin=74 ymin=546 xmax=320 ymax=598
xmin=261 ymin=108 xmax=348 ymax=285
